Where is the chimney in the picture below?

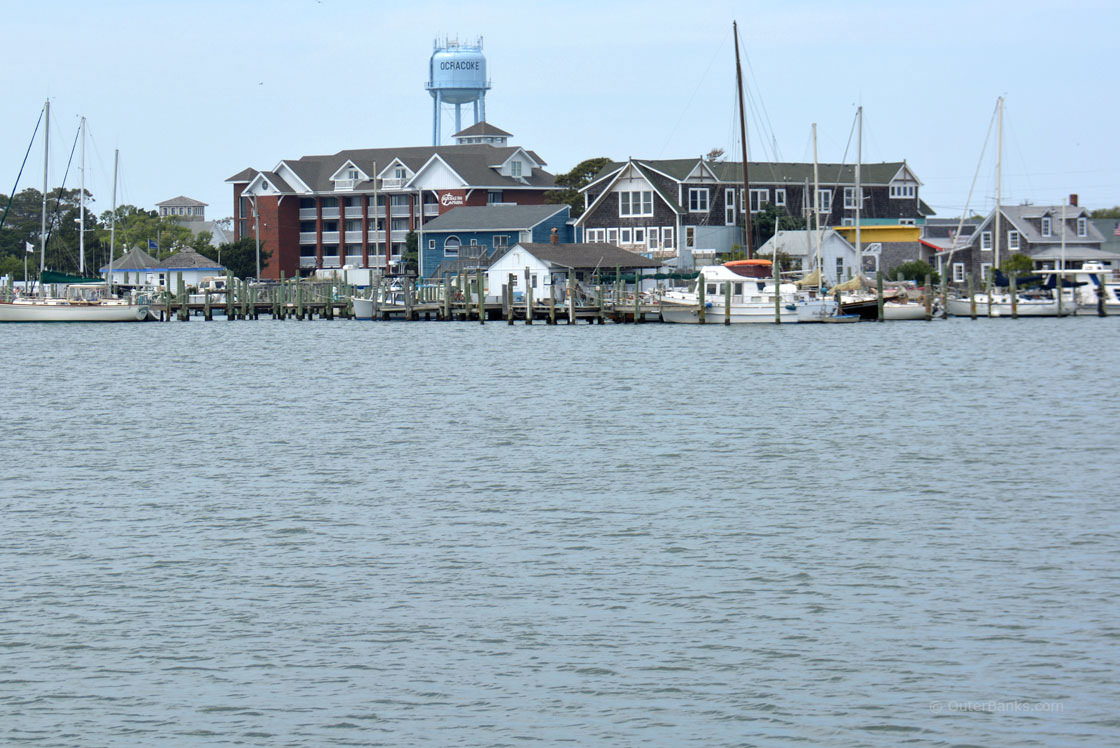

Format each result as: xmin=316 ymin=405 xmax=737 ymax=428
xmin=1069 ymin=193 xmax=1079 ymax=207
xmin=550 ymin=227 xmax=559 ymax=245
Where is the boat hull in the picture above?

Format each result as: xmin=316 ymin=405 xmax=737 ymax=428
xmin=945 ymin=298 xmax=1068 ymax=317
xmin=660 ymin=302 xmax=799 ymax=324
xmin=882 ymin=303 xmax=929 ymax=320
xmin=0 ymin=301 xmax=148 ymax=322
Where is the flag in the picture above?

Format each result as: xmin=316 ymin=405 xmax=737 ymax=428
xmin=148 ymin=239 xmax=158 ymax=250
xmin=25 ymin=241 xmax=33 ymax=253
xmin=1113 ymin=222 xmax=1120 ymax=237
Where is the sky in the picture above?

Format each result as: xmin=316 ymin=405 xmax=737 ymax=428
xmin=3 ymin=0 xmax=1118 ymax=223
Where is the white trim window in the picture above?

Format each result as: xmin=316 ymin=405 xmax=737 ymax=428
xmin=844 ymin=186 xmax=857 ymax=209
xmin=662 ymin=226 xmax=674 ymax=249
xmin=620 ymin=228 xmax=632 ymax=244
xmin=510 ymin=160 xmax=523 ymax=178
xmin=688 ymin=188 xmax=710 ymax=212
xmin=1077 ymin=217 xmax=1088 ymax=237
xmin=841 ymin=217 xmax=854 ymax=227
xmin=633 ymin=227 xmax=645 ymax=245
xmin=427 ymin=239 xmax=435 ymax=250
xmin=648 ymin=227 xmax=660 ymax=250
xmin=817 ymin=189 xmax=832 ymax=214
xmin=619 ymin=190 xmax=653 ymax=217
xmin=774 ymin=188 xmax=786 ymax=207
xmin=898 ymin=218 xmax=916 ymax=226
xmin=1008 ymin=230 xmax=1020 ymax=250
xmin=607 ymin=228 xmax=618 ymax=244
xmin=981 ymin=231 xmax=992 ymax=251
xmin=444 ymin=236 xmax=461 ymax=257
xmin=749 ymin=188 xmax=769 ymax=213
xmin=725 ymin=188 xmax=737 ymax=225
xmin=889 ymin=183 xmax=917 ymax=199
xmin=1041 ymin=216 xmax=1052 ymax=237
xmin=952 ymin=262 xmax=965 ymax=282
xmin=980 ymin=262 xmax=993 ymax=280
xmin=685 ymin=226 xmax=696 ymax=248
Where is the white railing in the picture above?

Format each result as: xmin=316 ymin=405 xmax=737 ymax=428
xmin=299 ymin=232 xmax=316 ymax=244
xmin=321 ymin=231 xmax=339 ymax=243
xmin=367 ymin=231 xmax=384 ymax=242
xmin=344 ymin=231 xmax=363 ymax=243
xmin=345 ymin=255 xmax=363 ymax=266
xmin=381 ymin=178 xmax=405 ymax=190
xmin=299 ymin=257 xmax=317 ymax=268
xmin=321 ymin=257 xmax=340 ymax=268
xmin=299 ymin=208 xmax=317 ymax=220
xmin=390 ymin=206 xmax=411 ymax=217
xmin=321 ymin=208 xmax=340 ymax=219
xmin=344 ymin=207 xmax=364 ymax=218
xmin=423 ymin=204 xmax=440 ymax=216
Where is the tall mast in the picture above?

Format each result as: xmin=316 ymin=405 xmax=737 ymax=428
xmin=994 ymin=96 xmax=1004 ymax=270
xmin=733 ymin=21 xmax=753 ymax=258
xmin=40 ymin=99 xmax=49 ymax=273
xmin=812 ymin=123 xmax=822 ymax=287
xmin=79 ymin=116 xmax=86 ymax=274
xmin=855 ymin=106 xmax=862 ymax=277
xmin=108 ymin=149 xmax=118 ymax=291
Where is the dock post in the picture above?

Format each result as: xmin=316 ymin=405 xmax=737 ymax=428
xmin=524 ymin=266 xmax=533 ymax=325
xmin=476 ymin=268 xmax=485 ymax=324
xmin=507 ymin=276 xmax=515 ymax=325
xmin=634 ymin=272 xmax=642 ymax=323
xmin=876 ymin=271 xmax=884 ymax=322
xmin=774 ymin=262 xmax=782 ymax=324
xmin=1098 ymin=272 xmax=1108 ymax=317
xmin=1010 ymin=272 xmax=1019 ymax=318
xmin=567 ymin=273 xmax=576 ymax=324
xmin=986 ymin=270 xmax=993 ymax=318
xmin=967 ymin=273 xmax=976 ymax=319
xmin=204 ymin=289 xmax=212 ymax=321
xmin=225 ymin=271 xmax=234 ymax=319
xmin=724 ymin=280 xmax=731 ymax=325
xmin=940 ymin=273 xmax=949 ymax=320
xmin=548 ymin=282 xmax=556 ymax=325
xmin=698 ymin=278 xmax=706 ymax=324
xmin=178 ymin=273 xmax=188 ymax=321
xmin=924 ymin=273 xmax=932 ymax=321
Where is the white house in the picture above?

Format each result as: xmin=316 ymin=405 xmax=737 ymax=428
xmin=102 ymin=246 xmax=161 ymax=287
xmin=485 ymin=242 xmax=662 ymax=300
xmin=156 ymin=249 xmax=227 ymax=293
xmin=757 ymin=229 xmax=858 ymax=284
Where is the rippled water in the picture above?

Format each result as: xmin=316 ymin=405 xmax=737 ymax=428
xmin=2 ymin=317 xmax=1117 ymax=746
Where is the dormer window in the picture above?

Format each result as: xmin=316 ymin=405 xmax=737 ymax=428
xmin=510 ymin=161 xmax=523 ymax=178
xmin=347 ymin=169 xmax=358 ymax=181
xmin=1077 ymin=217 xmax=1087 ymax=237
xmin=394 ymin=166 xmax=405 ymax=180
xmin=1041 ymin=216 xmax=1052 ymax=237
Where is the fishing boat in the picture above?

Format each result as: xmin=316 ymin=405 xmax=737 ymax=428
xmin=352 ymin=278 xmax=406 ymax=320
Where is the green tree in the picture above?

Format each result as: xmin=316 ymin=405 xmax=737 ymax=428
xmin=893 ymin=259 xmax=940 ymax=285
xmin=1090 ymin=206 xmax=1120 ymax=218
xmin=545 ymin=156 xmax=612 ymax=218
xmin=750 ymin=203 xmax=805 ymax=249
xmin=1000 ymin=253 xmax=1034 ymax=275
xmin=401 ymin=230 xmax=418 ymax=276
xmin=198 ymin=237 xmax=269 ymax=279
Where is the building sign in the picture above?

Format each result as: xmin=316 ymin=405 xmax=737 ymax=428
xmin=440 ymin=60 xmax=480 ymax=71
xmin=440 ymin=192 xmax=465 ymax=207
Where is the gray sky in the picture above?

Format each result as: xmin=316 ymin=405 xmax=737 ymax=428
xmin=4 ymin=0 xmax=1117 ymax=222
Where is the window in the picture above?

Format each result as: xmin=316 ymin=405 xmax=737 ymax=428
xmin=428 ymin=239 xmax=435 ymax=250
xmin=345 ymin=219 xmax=361 ymax=232
xmin=844 ymin=187 xmax=857 ymax=209
xmin=841 ymin=217 xmax=854 ymax=227
xmin=648 ymin=228 xmax=660 ymax=250
xmin=585 ymin=229 xmax=604 ymax=243
xmin=835 ymin=257 xmax=844 ymax=281
xmin=494 ymin=234 xmax=509 ymax=248
xmin=299 ymin=197 xmax=315 ymax=209
xmin=607 ymin=228 xmax=618 ymax=244
xmin=981 ymin=231 xmax=992 ymax=251
xmin=444 ymin=236 xmax=460 ymax=257
xmin=662 ymin=227 xmax=674 ymax=249
xmin=620 ymin=228 xmax=632 ymax=244
xmin=725 ymin=188 xmax=737 ymax=225
xmin=775 ymin=189 xmax=786 ymax=207
xmin=321 ymin=221 xmax=338 ymax=232
xmin=300 ymin=221 xmax=316 ymax=232
xmin=393 ymin=166 xmax=405 ymax=180
xmin=980 ymin=262 xmax=992 ymax=280
xmin=488 ymin=190 xmax=503 ymax=205
xmin=817 ymin=189 xmax=832 ymax=214
xmin=688 ymin=188 xmax=710 ymax=212
xmin=619 ymin=190 xmax=653 ymax=217
xmin=899 ymin=218 xmax=916 ymax=226
xmin=634 ymin=227 xmax=645 ymax=244
xmin=391 ymin=194 xmax=409 ymax=207
xmin=1078 ymin=217 xmax=1088 ymax=237
xmin=685 ymin=226 xmax=696 ymax=248
xmin=952 ymin=263 xmax=965 ymax=282
xmin=1041 ymin=217 xmax=1052 ymax=237
xmin=510 ymin=160 xmax=523 ymax=177
xmin=321 ymin=197 xmax=338 ymax=208
xmin=1008 ymin=230 xmax=1020 ymax=250
xmin=749 ymin=188 xmax=769 ymax=213
xmin=890 ymin=183 xmax=917 ymax=199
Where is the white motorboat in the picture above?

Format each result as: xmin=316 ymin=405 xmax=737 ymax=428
xmin=945 ymin=293 xmax=1068 ymax=317
xmin=883 ymin=300 xmax=930 ymax=320
xmin=660 ymin=261 xmax=806 ymax=324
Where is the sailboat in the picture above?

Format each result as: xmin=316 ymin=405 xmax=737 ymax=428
xmin=0 ymin=103 xmax=148 ymax=322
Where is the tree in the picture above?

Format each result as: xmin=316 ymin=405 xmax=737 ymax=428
xmin=1090 ymin=206 xmax=1120 ymax=218
xmin=198 ymin=237 xmax=269 ymax=279
xmin=401 ymin=230 xmax=418 ymax=276
xmin=750 ymin=202 xmax=805 ymax=249
xmin=705 ymin=148 xmax=725 ymax=163
xmin=1000 ymin=253 xmax=1034 ymax=275
xmin=893 ymin=259 xmax=939 ymax=285
xmin=544 ymin=156 xmax=612 ymax=218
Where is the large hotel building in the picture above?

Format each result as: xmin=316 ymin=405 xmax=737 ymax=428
xmin=227 ymin=123 xmax=557 ymax=279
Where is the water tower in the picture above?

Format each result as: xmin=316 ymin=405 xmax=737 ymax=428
xmin=427 ymin=37 xmax=490 ymax=146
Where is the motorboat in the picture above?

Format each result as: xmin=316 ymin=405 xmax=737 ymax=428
xmin=659 ymin=260 xmax=808 ymax=324
xmin=0 ymin=284 xmax=149 ymax=322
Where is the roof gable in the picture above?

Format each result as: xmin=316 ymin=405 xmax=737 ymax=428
xmin=407 ymin=153 xmax=468 ymax=190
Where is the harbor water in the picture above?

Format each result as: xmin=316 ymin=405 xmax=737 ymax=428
xmin=1 ymin=318 xmax=1117 ymax=746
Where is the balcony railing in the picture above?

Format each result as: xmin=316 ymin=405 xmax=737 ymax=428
xmin=321 ymin=257 xmax=340 ymax=269
xmin=321 ymin=231 xmax=339 ymax=243
xmin=299 ymin=208 xmax=317 ymax=220
xmin=390 ymin=206 xmax=411 ymax=217
xmin=381 ymin=178 xmax=405 ymax=190
xmin=321 ymin=208 xmax=340 ymax=219
xmin=344 ymin=231 xmax=363 ymax=243
xmin=423 ymin=204 xmax=440 ymax=216
xmin=344 ymin=207 xmax=364 ymax=218
xmin=299 ymin=257 xmax=317 ymax=268
xmin=345 ymin=255 xmax=363 ymax=266
xmin=365 ymin=230 xmax=409 ymax=242
xmin=299 ymin=232 xmax=316 ymax=244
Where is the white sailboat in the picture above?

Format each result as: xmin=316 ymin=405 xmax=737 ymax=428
xmin=0 ymin=106 xmax=147 ymax=323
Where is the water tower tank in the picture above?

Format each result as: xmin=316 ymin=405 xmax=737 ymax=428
xmin=427 ymin=37 xmax=491 ymax=145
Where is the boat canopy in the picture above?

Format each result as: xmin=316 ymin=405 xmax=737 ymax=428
xmin=41 ymin=270 xmax=105 ymax=284
xmin=830 ymin=274 xmax=873 ymax=292
xmin=795 ymin=270 xmax=822 ymax=288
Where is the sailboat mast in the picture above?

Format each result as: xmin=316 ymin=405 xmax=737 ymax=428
xmin=109 ymin=149 xmax=118 ymax=291
xmin=733 ymin=21 xmax=753 ymax=258
xmin=812 ymin=123 xmax=822 ymax=287
xmin=855 ymin=106 xmax=862 ymax=277
xmin=79 ymin=116 xmax=86 ymax=274
xmin=994 ymin=96 xmax=1004 ymax=270
xmin=40 ymin=99 xmax=49 ymax=274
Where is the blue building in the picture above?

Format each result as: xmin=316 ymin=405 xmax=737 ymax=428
xmin=421 ymin=204 xmax=572 ymax=277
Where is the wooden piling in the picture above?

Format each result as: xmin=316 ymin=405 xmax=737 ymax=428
xmin=967 ymin=273 xmax=976 ymax=319
xmin=476 ymin=268 xmax=485 ymax=324
xmin=1010 ymin=273 xmax=1018 ymax=319
xmin=923 ymin=273 xmax=932 ymax=321
xmin=524 ymin=266 xmax=533 ymax=325
xmin=876 ymin=271 xmax=884 ymax=322
xmin=698 ymin=278 xmax=706 ymax=324
xmin=1098 ymin=273 xmax=1108 ymax=317
xmin=774 ymin=262 xmax=782 ymax=325
xmin=723 ymin=280 xmax=731 ymax=325
xmin=567 ymin=273 xmax=576 ymax=324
